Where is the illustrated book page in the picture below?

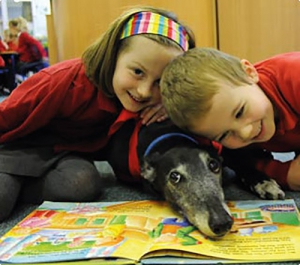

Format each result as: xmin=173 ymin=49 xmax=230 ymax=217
xmin=0 ymin=199 xmax=299 ymax=264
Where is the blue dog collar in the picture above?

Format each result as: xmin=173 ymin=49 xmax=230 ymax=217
xmin=144 ymin=132 xmax=198 ymax=156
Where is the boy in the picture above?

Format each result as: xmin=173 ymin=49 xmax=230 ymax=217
xmin=160 ymin=47 xmax=300 ymax=191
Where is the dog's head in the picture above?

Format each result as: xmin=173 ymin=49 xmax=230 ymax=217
xmin=141 ymin=146 xmax=233 ymax=238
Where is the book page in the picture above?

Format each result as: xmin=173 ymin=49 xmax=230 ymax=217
xmin=146 ymin=200 xmax=300 ymax=261
xmin=0 ymin=200 xmax=299 ymax=263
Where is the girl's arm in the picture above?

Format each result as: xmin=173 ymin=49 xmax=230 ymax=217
xmin=0 ymin=71 xmax=67 ymax=143
xmin=140 ymin=103 xmax=168 ymax=126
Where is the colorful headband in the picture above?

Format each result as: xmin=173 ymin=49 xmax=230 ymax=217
xmin=120 ymin=12 xmax=189 ymax=51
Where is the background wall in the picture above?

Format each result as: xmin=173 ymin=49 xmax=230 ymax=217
xmin=217 ymin=0 xmax=300 ymax=63
xmin=48 ymin=0 xmax=300 ymax=65
xmin=48 ymin=0 xmax=216 ymax=64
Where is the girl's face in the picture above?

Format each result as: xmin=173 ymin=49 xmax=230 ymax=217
xmin=9 ymin=27 xmax=18 ymax=35
xmin=190 ymin=62 xmax=276 ymax=149
xmin=113 ymin=36 xmax=183 ymax=113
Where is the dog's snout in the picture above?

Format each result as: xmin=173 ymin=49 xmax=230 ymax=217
xmin=209 ymin=215 xmax=233 ymax=236
xmin=208 ymin=205 xmax=233 ymax=237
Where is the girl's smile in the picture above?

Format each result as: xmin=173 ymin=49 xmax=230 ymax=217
xmin=127 ymin=90 xmax=149 ymax=104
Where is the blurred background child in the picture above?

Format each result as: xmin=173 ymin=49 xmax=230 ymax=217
xmin=8 ymin=16 xmax=48 ymax=75
xmin=3 ymin=29 xmax=18 ymax=52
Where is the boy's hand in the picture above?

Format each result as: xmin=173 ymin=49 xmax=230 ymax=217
xmin=140 ymin=103 xmax=168 ymax=126
xmin=287 ymin=155 xmax=300 ymax=191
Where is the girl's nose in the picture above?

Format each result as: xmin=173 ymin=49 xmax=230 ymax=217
xmin=137 ymin=83 xmax=152 ymax=98
xmin=237 ymin=124 xmax=254 ymax=141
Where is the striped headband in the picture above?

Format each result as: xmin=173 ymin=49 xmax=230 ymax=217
xmin=120 ymin=12 xmax=189 ymax=51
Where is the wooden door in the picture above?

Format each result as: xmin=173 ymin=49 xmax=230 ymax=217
xmin=48 ymin=0 xmax=216 ymax=64
xmin=217 ymin=0 xmax=300 ymax=62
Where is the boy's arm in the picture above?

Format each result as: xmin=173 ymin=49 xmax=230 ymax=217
xmin=254 ymin=155 xmax=291 ymax=189
xmin=286 ymin=155 xmax=300 ymax=190
xmin=222 ymin=148 xmax=291 ymax=190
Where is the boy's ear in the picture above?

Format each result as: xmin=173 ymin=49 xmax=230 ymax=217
xmin=241 ymin=59 xmax=259 ymax=83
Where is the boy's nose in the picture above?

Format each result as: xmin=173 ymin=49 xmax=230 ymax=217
xmin=238 ymin=124 xmax=254 ymax=141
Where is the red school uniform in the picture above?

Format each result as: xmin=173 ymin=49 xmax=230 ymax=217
xmin=0 ymin=57 xmax=5 ymax=68
xmin=0 ymin=40 xmax=8 ymax=67
xmin=7 ymin=40 xmax=18 ymax=52
xmin=17 ymin=31 xmax=47 ymax=62
xmin=0 ymin=58 xmax=139 ymax=151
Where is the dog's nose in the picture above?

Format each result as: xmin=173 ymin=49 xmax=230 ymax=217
xmin=210 ymin=215 xmax=233 ymax=236
xmin=209 ymin=206 xmax=234 ymax=236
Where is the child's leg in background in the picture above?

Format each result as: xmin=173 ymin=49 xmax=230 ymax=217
xmin=20 ymin=155 xmax=102 ymax=203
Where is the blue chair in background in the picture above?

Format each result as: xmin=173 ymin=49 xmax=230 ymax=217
xmin=0 ymin=52 xmax=18 ymax=94
xmin=15 ymin=60 xmax=50 ymax=85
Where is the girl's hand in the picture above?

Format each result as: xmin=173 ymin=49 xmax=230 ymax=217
xmin=140 ymin=103 xmax=168 ymax=126
xmin=287 ymin=155 xmax=300 ymax=191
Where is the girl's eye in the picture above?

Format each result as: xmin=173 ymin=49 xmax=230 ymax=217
xmin=235 ymin=106 xmax=244 ymax=119
xmin=134 ymin=68 xmax=143 ymax=76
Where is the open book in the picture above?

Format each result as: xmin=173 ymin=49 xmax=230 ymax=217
xmin=0 ymin=199 xmax=300 ymax=264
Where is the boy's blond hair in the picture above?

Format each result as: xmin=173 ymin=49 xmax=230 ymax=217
xmin=161 ymin=47 xmax=251 ymax=131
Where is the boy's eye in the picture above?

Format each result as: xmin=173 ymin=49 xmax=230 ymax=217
xmin=218 ymin=131 xmax=229 ymax=143
xmin=235 ymin=106 xmax=244 ymax=119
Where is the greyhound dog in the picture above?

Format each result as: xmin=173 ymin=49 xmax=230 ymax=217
xmin=106 ymin=119 xmax=285 ymax=238
xmin=106 ymin=119 xmax=233 ymax=238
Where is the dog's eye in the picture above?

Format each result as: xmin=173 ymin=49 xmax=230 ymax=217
xmin=208 ymin=158 xmax=221 ymax=174
xmin=169 ymin=171 xmax=181 ymax=184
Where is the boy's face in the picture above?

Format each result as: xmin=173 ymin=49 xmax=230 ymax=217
xmin=189 ymin=62 xmax=276 ymax=149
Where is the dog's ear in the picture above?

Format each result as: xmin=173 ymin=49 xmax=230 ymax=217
xmin=140 ymin=152 xmax=160 ymax=183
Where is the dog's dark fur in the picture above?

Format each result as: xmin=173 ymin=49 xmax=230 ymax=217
xmin=106 ymin=119 xmax=284 ymax=238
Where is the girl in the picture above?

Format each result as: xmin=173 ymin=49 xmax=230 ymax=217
xmin=8 ymin=16 xmax=48 ymax=74
xmin=0 ymin=6 xmax=195 ymax=221
xmin=3 ymin=29 xmax=18 ymax=52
